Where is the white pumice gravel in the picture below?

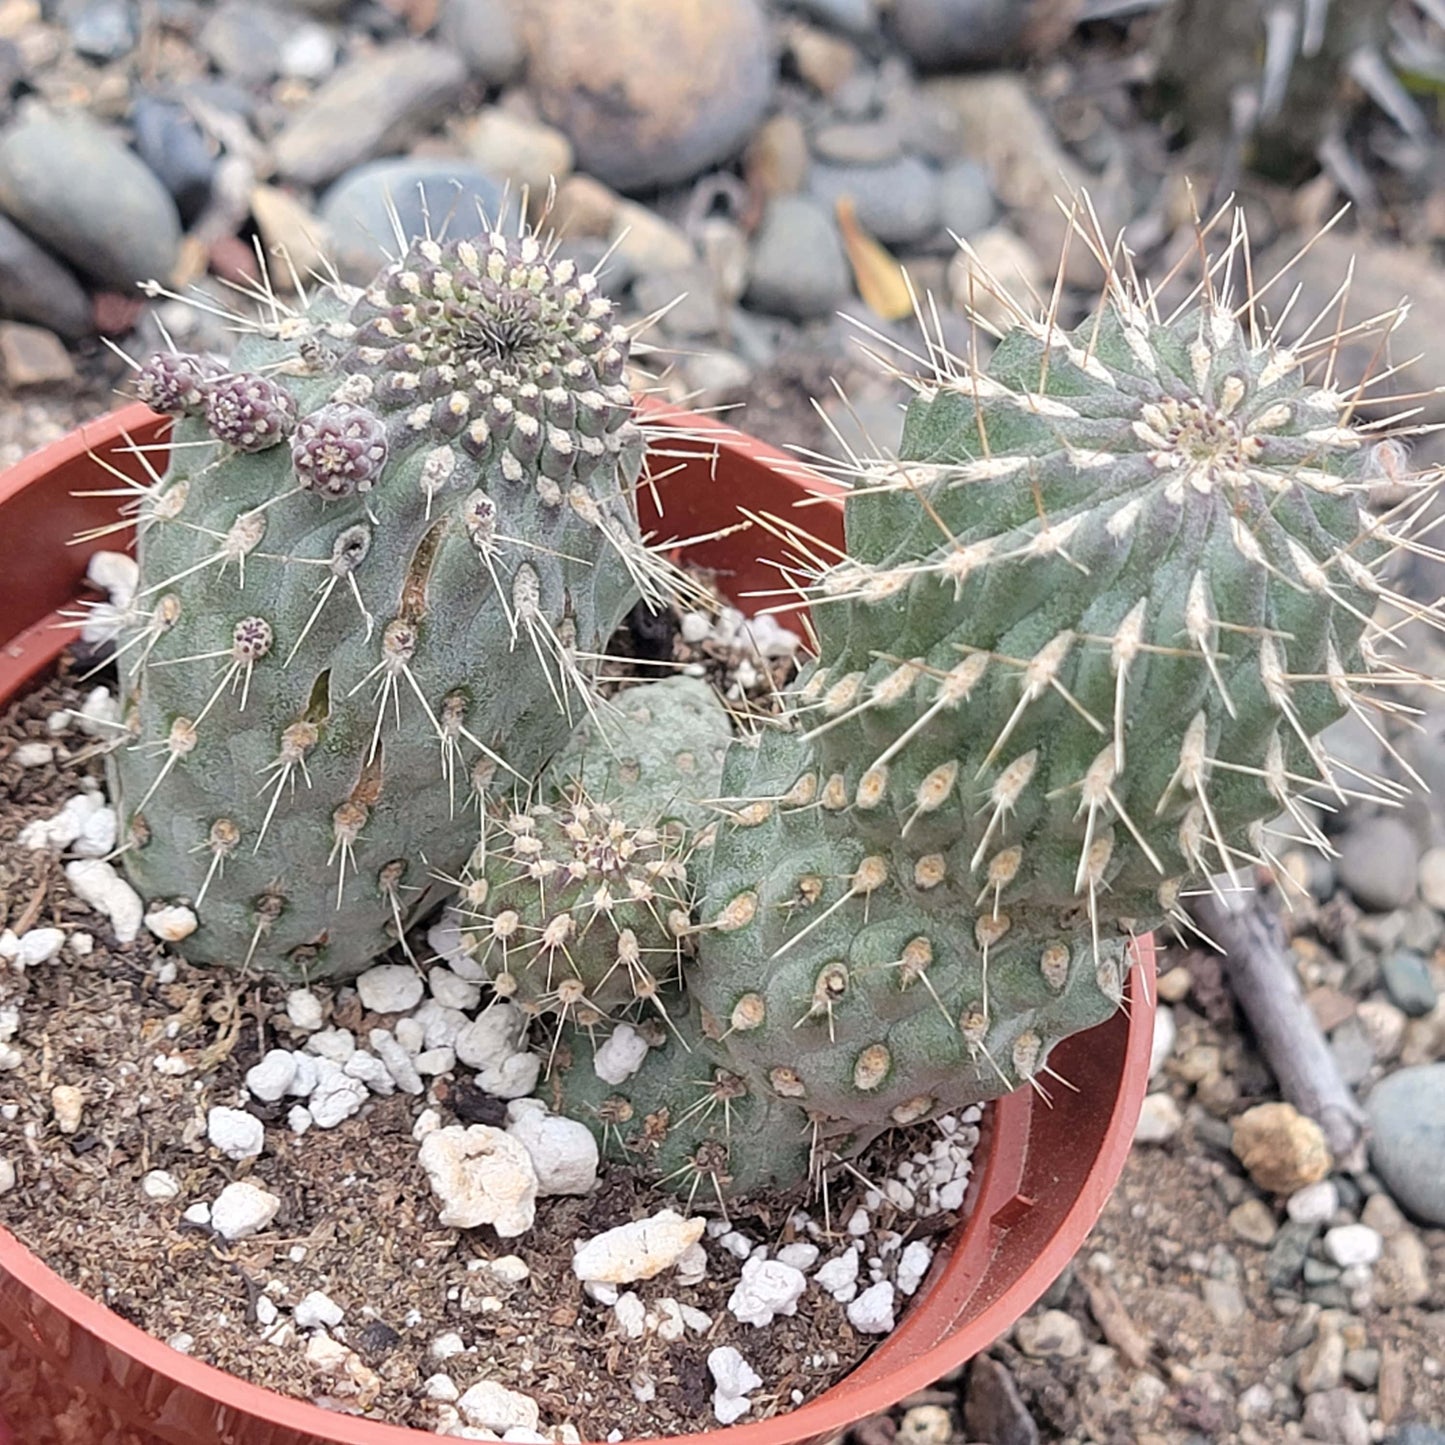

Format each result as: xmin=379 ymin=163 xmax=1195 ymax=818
xmin=63 ymin=858 xmax=143 ymax=943
xmin=415 ymin=1000 xmax=470 ymax=1051
xmin=708 ymin=1345 xmax=762 ymax=1425
xmin=418 ymin=1124 xmax=539 ymax=1235
xmin=591 ymin=1023 xmax=649 ymax=1085
xmin=50 ymin=1084 xmax=83 ymax=1134
xmin=776 ymin=1241 xmax=819 ymax=1271
xmin=727 ymin=1255 xmax=808 ymax=1327
xmin=20 ymin=792 xmax=105 ymax=851
xmin=75 ymin=686 xmax=119 ymax=736
xmin=308 ymin=1060 xmax=369 ymax=1128
xmin=429 ymin=1331 xmax=467 ymax=1361
xmin=67 ymin=931 xmax=92 ymax=957
xmin=1288 ymin=1179 xmax=1340 ymax=1224
xmin=287 ymin=1052 xmax=319 ymax=1097
xmin=245 ymin=1049 xmax=299 ymax=1103
xmin=456 ymin=1380 xmax=541 ymax=1433
xmin=572 ymin=1210 xmax=707 ymax=1284
xmin=613 ymin=1291 xmax=647 ymax=1340
xmin=413 ymin=1046 xmax=456 ymax=1076
xmin=286 ymin=989 xmax=325 ymax=1032
xmin=294 ymin=1290 xmax=345 ymax=1330
xmin=141 ymin=1170 xmax=181 ymax=1201
xmin=370 ymin=1028 xmax=424 ymax=1094
xmin=427 ymin=964 xmax=482 ymax=1012
xmin=342 ymin=1049 xmax=395 ymax=1095
xmin=815 ymin=1248 xmax=861 ymax=1301
xmin=355 ymin=962 xmax=425 ymax=1015
xmin=13 ymin=740 xmax=54 ymax=767
xmin=306 ymin=1028 xmax=356 ymax=1064
xmin=1324 ymin=1223 xmax=1383 ymax=1268
xmin=288 ymin=1105 xmax=313 ymax=1134
xmin=0 ymin=931 xmax=18 ymax=962
xmin=454 ymin=1003 xmax=528 ymax=1071
xmin=846 ymin=1279 xmax=897 ymax=1334
xmin=424 ymin=1373 xmax=460 ymax=1402
xmin=896 ymin=1239 xmax=934 ymax=1296
xmin=207 ymin=1106 xmax=264 ymax=1160
xmin=209 ymin=1182 xmax=280 ymax=1241
xmin=505 ymin=1099 xmax=599 ymax=1196
xmin=143 ymin=904 xmax=197 ymax=943
xmin=15 ymin=927 xmax=65 ymax=967
xmin=0 ymin=1159 xmax=16 ymax=1195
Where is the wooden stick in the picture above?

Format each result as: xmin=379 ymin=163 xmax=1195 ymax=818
xmin=1191 ymin=888 xmax=1367 ymax=1163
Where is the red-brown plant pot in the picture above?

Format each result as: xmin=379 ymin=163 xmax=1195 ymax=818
xmin=0 ymin=402 xmax=1156 ymax=1445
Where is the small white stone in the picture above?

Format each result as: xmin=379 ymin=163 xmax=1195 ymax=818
xmin=395 ymin=1016 xmax=427 ymax=1054
xmin=64 ymin=859 xmax=143 ymax=943
xmin=1324 ymin=1224 xmax=1382 ymax=1268
xmin=207 ymin=1106 xmax=264 ymax=1160
xmin=847 ymin=1280 xmax=897 ymax=1334
xmin=254 ymin=1295 xmax=279 ymax=1329
xmin=430 ymin=1331 xmax=467 ymax=1360
xmin=245 ymin=1050 xmax=299 ymax=1103
xmin=413 ymin=1107 xmax=443 ymax=1141
xmin=167 ymin=1331 xmax=195 ymax=1354
xmin=488 ymin=1254 xmax=531 ymax=1284
xmin=1134 ymin=1092 xmax=1182 ymax=1143
xmin=0 ymin=1043 xmax=22 ymax=1072
xmin=613 ymin=1291 xmax=647 ymax=1340
xmin=680 ymin=1303 xmax=712 ymax=1333
xmin=0 ymin=1007 xmax=15 ymax=1044
xmin=51 ymin=1084 xmax=83 ymax=1134
xmin=356 ymin=963 xmax=424 ymax=1014
xmin=654 ymin=1297 xmax=687 ymax=1343
xmin=419 ymin=1124 xmax=539 ymax=1235
xmin=679 ymin=610 xmax=712 ymax=643
xmin=308 ymin=1059 xmax=368 ymax=1128
xmin=457 ymin=1380 xmax=541 ymax=1433
xmin=427 ymin=912 xmax=480 ymax=975
xmin=306 ymin=1028 xmax=356 ymax=1063
xmin=343 ymin=1049 xmax=395 ymax=1095
xmin=67 ymin=931 xmax=93 ymax=957
xmin=414 ymin=1046 xmax=456 ymax=1076
xmin=584 ymin=1280 xmax=620 ymax=1305
xmin=428 ymin=964 xmax=482 ymax=1012
xmin=71 ymin=805 xmax=117 ymax=858
xmin=13 ymin=741 xmax=53 ymax=768
xmin=210 ymin=1181 xmax=281 ymax=1241
xmin=455 ymin=1004 xmax=528 ymax=1071
xmin=718 ymin=1230 xmax=754 ymax=1260
xmin=573 ymin=1209 xmax=708 ymax=1284
xmin=0 ymin=930 xmax=16 ymax=961
xmin=182 ymin=1202 xmax=211 ymax=1226
xmin=776 ymin=1242 xmax=819 ymax=1271
xmin=294 ymin=1291 xmax=345 ymax=1330
xmin=76 ymin=687 xmax=118 ymax=736
xmin=1286 ymin=1180 xmax=1340 ymax=1225
xmin=286 ymin=989 xmax=325 ymax=1032
xmin=476 ymin=1051 xmax=541 ymax=1100
xmin=846 ymin=1208 xmax=870 ymax=1237
xmin=674 ymin=1240 xmax=708 ymax=1287
xmin=45 ymin=710 xmax=71 ymax=735
xmin=592 ymin=1023 xmax=650 ymax=1085
xmin=86 ymin=549 xmax=138 ymax=602
xmin=288 ymin=1105 xmax=313 ymax=1134
xmin=287 ymin=1053 xmax=319 ymax=1097
xmin=896 ymin=1239 xmax=934 ymax=1296
xmin=815 ymin=1250 xmax=860 ymax=1301
xmin=16 ymin=927 xmax=65 ymax=968
xmin=505 ymin=1100 xmax=599 ymax=1196
xmin=728 ymin=1255 xmax=808 ymax=1327
xmin=370 ymin=1028 xmax=424 ymax=1094
xmin=21 ymin=793 xmax=102 ymax=851
xmin=425 ymin=1373 xmax=460 ymax=1402
xmin=1150 ymin=1005 xmax=1176 ymax=1078
xmin=708 ymin=1345 xmax=762 ymax=1425
xmin=415 ymin=1000 xmax=471 ymax=1051
xmin=141 ymin=1169 xmax=181 ymax=1201
xmin=0 ymin=1158 xmax=16 ymax=1194
xmin=144 ymin=904 xmax=197 ymax=943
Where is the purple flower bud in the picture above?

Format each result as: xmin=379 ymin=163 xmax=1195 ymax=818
xmin=203 ymin=373 xmax=298 ymax=452
xmin=291 ymin=403 xmax=390 ymax=499
xmin=133 ymin=352 xmax=222 ymax=416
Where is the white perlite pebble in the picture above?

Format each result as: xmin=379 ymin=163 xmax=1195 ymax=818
xmin=413 ymin=1108 xmax=442 ymax=1142
xmin=0 ymin=1159 xmax=16 ymax=1194
xmin=415 ymin=1001 xmax=470 ymax=1051
xmin=1287 ymin=1180 xmax=1340 ymax=1225
xmin=708 ymin=1346 xmax=762 ymax=1426
xmin=1324 ymin=1224 xmax=1382 ymax=1268
xmin=208 ymin=1106 xmax=264 ymax=1161
xmin=1150 ymin=1005 xmax=1176 ymax=1078
xmin=727 ymin=1255 xmax=807 ymax=1327
xmin=1134 ymin=1092 xmax=1182 ymax=1143
xmin=457 ymin=1380 xmax=541 ymax=1433
xmin=0 ymin=932 xmax=17 ymax=962
xmin=13 ymin=741 xmax=54 ymax=768
xmin=370 ymin=1029 xmax=424 ymax=1094
xmin=72 ymin=804 xmax=117 ymax=859
xmin=847 ymin=1280 xmax=897 ymax=1334
xmin=343 ymin=1049 xmax=395 ymax=1095
xmin=505 ymin=1100 xmax=599 ymax=1196
xmin=308 ymin=1060 xmax=369 ymax=1128
xmin=67 ymin=932 xmax=92 ymax=957
xmin=51 ymin=1084 xmax=83 ymax=1134
xmin=20 ymin=793 xmax=105 ymax=851
xmin=613 ymin=1291 xmax=647 ymax=1340
xmin=76 ymin=687 xmax=119 ymax=736
xmin=210 ymin=1182 xmax=281 ymax=1241
xmin=896 ymin=1239 xmax=934 ymax=1296
xmin=424 ymin=1373 xmax=460 ymax=1403
xmin=141 ymin=1170 xmax=181 ymax=1202
xmin=476 ymin=1052 xmax=540 ymax=1100
xmin=144 ymin=905 xmax=198 ymax=943
xmin=86 ymin=548 xmax=138 ymax=602
xmin=592 ymin=1023 xmax=650 ymax=1085
xmin=776 ymin=1242 xmax=819 ymax=1271
xmin=428 ymin=964 xmax=482 ymax=1012
xmin=679 ymin=610 xmax=712 ymax=643
xmin=427 ymin=912 xmax=482 ymax=976
xmin=64 ymin=859 xmax=143 ymax=943
xmin=245 ymin=1050 xmax=299 ymax=1103
xmin=288 ymin=1053 xmax=319 ymax=1097
xmin=286 ymin=989 xmax=325 ymax=1032
xmin=414 ymin=1047 xmax=456 ymax=1076
xmin=455 ymin=1004 xmax=528 ymax=1071
xmin=306 ymin=1028 xmax=356 ymax=1064
xmin=356 ymin=963 xmax=424 ymax=1014
xmin=675 ymin=1241 xmax=708 ymax=1287
xmin=294 ymin=1291 xmax=345 ymax=1330
xmin=182 ymin=1202 xmax=211 ymax=1226
xmin=419 ymin=1125 xmax=538 ymax=1236
xmin=16 ymin=927 xmax=65 ymax=968
xmin=288 ymin=1106 xmax=313 ymax=1135
xmin=573 ymin=1210 xmax=708 ymax=1285
xmin=430 ymin=1331 xmax=467 ymax=1360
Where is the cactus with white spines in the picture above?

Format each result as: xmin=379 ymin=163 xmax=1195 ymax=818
xmin=110 ymin=228 xmax=673 ymax=981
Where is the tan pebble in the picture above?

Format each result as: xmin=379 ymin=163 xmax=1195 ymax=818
xmin=50 ymin=1084 xmax=83 ymax=1135
xmin=1231 ymin=1102 xmax=1331 ymax=1195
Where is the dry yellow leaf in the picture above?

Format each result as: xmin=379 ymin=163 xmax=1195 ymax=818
xmin=834 ymin=195 xmax=914 ymax=322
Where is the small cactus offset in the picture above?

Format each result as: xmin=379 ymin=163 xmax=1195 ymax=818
xmin=539 ymin=214 xmax=1433 ymax=1197
xmin=111 ymin=229 xmax=669 ymax=981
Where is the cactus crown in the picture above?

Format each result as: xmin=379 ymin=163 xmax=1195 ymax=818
xmin=94 ymin=205 xmax=1437 ymax=1206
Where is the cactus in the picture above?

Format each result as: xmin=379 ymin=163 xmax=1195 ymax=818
xmin=110 ymin=230 xmax=672 ymax=981
xmin=535 ymin=217 xmax=1424 ymax=1194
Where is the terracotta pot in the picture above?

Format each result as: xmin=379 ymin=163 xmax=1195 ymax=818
xmin=0 ymin=402 xmax=1156 ymax=1445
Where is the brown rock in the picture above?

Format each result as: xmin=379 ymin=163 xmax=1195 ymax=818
xmin=250 ymin=184 xmax=330 ymax=293
xmin=460 ymin=108 xmax=574 ymax=209
xmin=550 ymin=174 xmax=619 ymax=240
xmin=964 ymin=1355 xmax=1039 ymax=1445
xmin=0 ymin=320 xmax=73 ymax=385
xmin=786 ymin=21 xmax=858 ymax=95
xmin=745 ymin=113 xmax=810 ymax=201
xmin=1231 ymin=1102 xmax=1332 ymax=1195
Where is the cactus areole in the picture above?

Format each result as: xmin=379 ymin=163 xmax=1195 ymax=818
xmin=110 ymin=215 xmax=1424 ymax=1200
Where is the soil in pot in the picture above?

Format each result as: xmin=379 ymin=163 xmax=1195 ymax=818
xmin=0 ymin=587 xmax=986 ymax=1440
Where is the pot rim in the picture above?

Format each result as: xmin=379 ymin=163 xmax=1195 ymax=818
xmin=0 ymin=402 xmax=1155 ymax=1445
